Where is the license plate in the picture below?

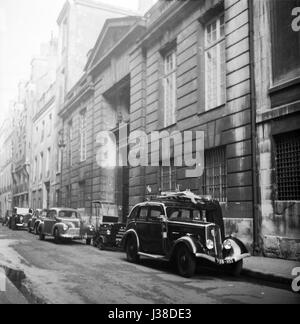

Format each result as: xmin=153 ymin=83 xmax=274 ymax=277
xmin=218 ymin=259 xmax=235 ymax=265
xmin=67 ymin=229 xmax=80 ymax=236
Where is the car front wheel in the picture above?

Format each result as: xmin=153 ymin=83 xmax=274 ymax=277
xmin=54 ymin=229 xmax=61 ymax=244
xmin=39 ymin=231 xmax=45 ymax=241
xmin=86 ymin=238 xmax=92 ymax=246
xmin=176 ymin=245 xmax=196 ymax=278
xmin=126 ymin=237 xmax=140 ymax=264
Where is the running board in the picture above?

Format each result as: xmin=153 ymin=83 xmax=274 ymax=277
xmin=138 ymin=252 xmax=168 ymax=261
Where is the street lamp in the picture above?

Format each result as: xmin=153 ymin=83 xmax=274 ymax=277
xmin=58 ymin=129 xmax=66 ymax=207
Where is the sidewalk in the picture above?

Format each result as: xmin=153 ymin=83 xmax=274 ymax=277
xmin=0 ymin=278 xmax=28 ymax=304
xmin=243 ymin=256 xmax=300 ymax=285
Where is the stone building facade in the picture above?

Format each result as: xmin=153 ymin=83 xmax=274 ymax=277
xmin=60 ymin=16 xmax=144 ymax=219
xmin=128 ymin=0 xmax=255 ymax=248
xmin=29 ymin=38 xmax=58 ymax=210
xmin=0 ymin=118 xmax=13 ymax=217
xmin=54 ymin=0 xmax=139 ymax=207
xmin=253 ymin=0 xmax=300 ymax=260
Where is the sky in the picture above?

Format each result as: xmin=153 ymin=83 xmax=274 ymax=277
xmin=0 ymin=0 xmax=140 ymax=124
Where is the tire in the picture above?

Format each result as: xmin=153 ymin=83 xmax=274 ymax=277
xmin=54 ymin=228 xmax=61 ymax=244
xmin=35 ymin=224 xmax=40 ymax=235
xmin=39 ymin=231 xmax=45 ymax=241
xmin=97 ymin=238 xmax=105 ymax=251
xmin=86 ymin=238 xmax=92 ymax=246
xmin=28 ymin=226 xmax=32 ymax=233
xmin=227 ymin=260 xmax=243 ymax=277
xmin=126 ymin=237 xmax=140 ymax=264
xmin=176 ymin=245 xmax=196 ymax=278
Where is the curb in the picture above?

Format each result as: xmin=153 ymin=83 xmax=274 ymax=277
xmin=242 ymin=268 xmax=292 ymax=286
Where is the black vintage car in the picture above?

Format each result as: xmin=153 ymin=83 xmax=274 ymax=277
xmin=93 ymin=223 xmax=126 ymax=250
xmin=122 ymin=191 xmax=250 ymax=278
xmin=28 ymin=209 xmax=48 ymax=234
xmin=9 ymin=208 xmax=33 ymax=231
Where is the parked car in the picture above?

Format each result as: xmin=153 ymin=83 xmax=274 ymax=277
xmin=9 ymin=208 xmax=33 ymax=230
xmin=122 ymin=191 xmax=250 ymax=278
xmin=38 ymin=208 xmax=95 ymax=244
xmin=28 ymin=209 xmax=48 ymax=234
xmin=93 ymin=223 xmax=126 ymax=250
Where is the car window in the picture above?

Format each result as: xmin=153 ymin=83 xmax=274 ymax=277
xmin=138 ymin=207 xmax=148 ymax=221
xmin=149 ymin=206 xmax=164 ymax=222
xmin=59 ymin=211 xmax=78 ymax=218
xmin=47 ymin=211 xmax=57 ymax=219
xmin=129 ymin=206 xmax=139 ymax=221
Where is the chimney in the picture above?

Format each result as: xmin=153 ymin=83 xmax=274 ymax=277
xmin=138 ymin=0 xmax=156 ymax=14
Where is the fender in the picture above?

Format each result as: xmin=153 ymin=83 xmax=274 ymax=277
xmin=122 ymin=229 xmax=140 ymax=250
xmin=226 ymin=237 xmax=249 ymax=255
xmin=171 ymin=236 xmax=197 ymax=257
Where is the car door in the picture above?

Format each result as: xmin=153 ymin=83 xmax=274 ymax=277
xmin=136 ymin=206 xmax=150 ymax=253
xmin=146 ymin=205 xmax=165 ymax=255
xmin=43 ymin=210 xmax=57 ymax=235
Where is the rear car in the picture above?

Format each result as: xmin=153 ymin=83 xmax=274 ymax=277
xmin=9 ymin=208 xmax=33 ymax=230
xmin=38 ymin=208 xmax=95 ymax=244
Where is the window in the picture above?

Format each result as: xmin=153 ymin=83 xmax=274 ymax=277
xmin=79 ymin=110 xmax=87 ymax=162
xmin=34 ymin=157 xmax=38 ymax=183
xmin=203 ymin=147 xmax=227 ymax=202
xmin=270 ymin=0 xmax=300 ymax=83
xmin=62 ymin=19 xmax=68 ymax=53
xmin=138 ymin=207 xmax=148 ymax=221
xmin=160 ymin=164 xmax=177 ymax=192
xmin=275 ymin=131 xmax=300 ymax=201
xmin=48 ymin=114 xmax=52 ymax=137
xmin=66 ymin=185 xmax=71 ymax=207
xmin=149 ymin=206 xmax=164 ymax=222
xmin=46 ymin=148 xmax=51 ymax=178
xmin=78 ymin=181 xmax=85 ymax=209
xmin=40 ymin=152 xmax=44 ymax=180
xmin=57 ymin=147 xmax=62 ymax=173
xmin=163 ymin=48 xmax=177 ymax=127
xmin=68 ymin=120 xmax=73 ymax=167
xmin=205 ymin=14 xmax=226 ymax=111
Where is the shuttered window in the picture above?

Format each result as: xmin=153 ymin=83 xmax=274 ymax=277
xmin=205 ymin=15 xmax=226 ymax=111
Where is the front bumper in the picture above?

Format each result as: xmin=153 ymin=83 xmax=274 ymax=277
xmin=195 ymin=253 xmax=251 ymax=265
xmin=60 ymin=228 xmax=94 ymax=240
xmin=16 ymin=223 xmax=28 ymax=228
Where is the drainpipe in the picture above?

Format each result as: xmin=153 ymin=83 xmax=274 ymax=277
xmin=248 ymin=0 xmax=260 ymax=255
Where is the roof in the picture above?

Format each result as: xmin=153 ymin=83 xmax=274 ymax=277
xmin=85 ymin=16 xmax=143 ymax=72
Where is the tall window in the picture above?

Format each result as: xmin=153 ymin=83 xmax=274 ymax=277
xmin=80 ymin=110 xmax=87 ymax=162
xmin=48 ymin=114 xmax=52 ymax=137
xmin=68 ymin=120 xmax=73 ymax=167
xmin=46 ymin=148 xmax=51 ymax=178
xmin=160 ymin=163 xmax=177 ymax=192
xmin=275 ymin=131 xmax=300 ymax=201
xmin=205 ymin=14 xmax=226 ymax=111
xmin=34 ymin=156 xmax=38 ymax=183
xmin=57 ymin=147 xmax=62 ymax=174
xmin=203 ymin=147 xmax=227 ymax=202
xmin=40 ymin=152 xmax=44 ymax=180
xmin=163 ymin=48 xmax=177 ymax=128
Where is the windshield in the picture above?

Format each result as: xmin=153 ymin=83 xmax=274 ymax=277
xmin=167 ymin=207 xmax=202 ymax=221
xmin=58 ymin=211 xmax=78 ymax=219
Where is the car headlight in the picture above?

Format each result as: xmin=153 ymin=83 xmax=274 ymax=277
xmin=223 ymin=240 xmax=232 ymax=250
xmin=106 ymin=230 xmax=111 ymax=236
xmin=63 ymin=224 xmax=69 ymax=231
xmin=206 ymin=239 xmax=214 ymax=250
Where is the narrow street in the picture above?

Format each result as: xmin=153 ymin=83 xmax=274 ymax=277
xmin=0 ymin=226 xmax=299 ymax=304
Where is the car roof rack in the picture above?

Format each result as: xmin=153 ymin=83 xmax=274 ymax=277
xmin=151 ymin=190 xmax=213 ymax=205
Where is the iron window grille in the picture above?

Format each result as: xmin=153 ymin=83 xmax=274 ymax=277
xmin=275 ymin=131 xmax=300 ymax=201
xmin=203 ymin=146 xmax=227 ymax=202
